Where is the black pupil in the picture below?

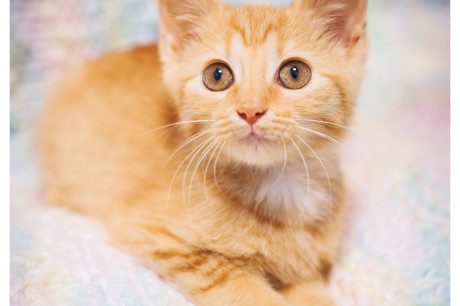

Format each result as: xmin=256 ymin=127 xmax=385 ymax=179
xmin=290 ymin=66 xmax=299 ymax=79
xmin=214 ymin=68 xmax=223 ymax=81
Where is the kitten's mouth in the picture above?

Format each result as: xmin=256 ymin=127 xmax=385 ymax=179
xmin=229 ymin=131 xmax=284 ymax=166
xmin=239 ymin=132 xmax=271 ymax=146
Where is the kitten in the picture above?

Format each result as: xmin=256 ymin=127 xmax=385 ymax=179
xmin=37 ymin=0 xmax=368 ymax=305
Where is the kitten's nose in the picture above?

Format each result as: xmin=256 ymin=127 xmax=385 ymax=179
xmin=236 ymin=106 xmax=267 ymax=125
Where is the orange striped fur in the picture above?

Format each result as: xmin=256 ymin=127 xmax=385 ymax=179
xmin=36 ymin=0 xmax=368 ymax=305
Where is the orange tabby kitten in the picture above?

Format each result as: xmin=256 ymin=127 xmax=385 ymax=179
xmin=37 ymin=0 xmax=368 ymax=305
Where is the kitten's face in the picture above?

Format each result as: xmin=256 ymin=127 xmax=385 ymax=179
xmin=159 ymin=0 xmax=368 ymax=167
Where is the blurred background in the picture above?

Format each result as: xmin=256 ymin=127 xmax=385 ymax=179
xmin=11 ymin=0 xmax=450 ymax=305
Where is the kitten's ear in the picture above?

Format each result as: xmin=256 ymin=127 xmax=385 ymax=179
xmin=157 ymin=0 xmax=225 ymax=60
xmin=291 ymin=0 xmax=367 ymax=48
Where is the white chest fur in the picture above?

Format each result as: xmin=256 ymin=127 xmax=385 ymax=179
xmin=254 ymin=162 xmax=330 ymax=219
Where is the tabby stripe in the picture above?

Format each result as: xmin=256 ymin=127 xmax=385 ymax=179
xmin=196 ymin=266 xmax=233 ymax=292
xmin=152 ymin=250 xmax=195 ymax=260
xmin=154 ymin=249 xmax=237 ymax=292
xmin=145 ymin=226 xmax=184 ymax=242
xmin=318 ymin=258 xmax=332 ymax=279
xmin=152 ymin=249 xmax=212 ymax=260
xmin=170 ymin=253 xmax=209 ymax=272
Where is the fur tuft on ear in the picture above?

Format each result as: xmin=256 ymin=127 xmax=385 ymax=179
xmin=157 ymin=0 xmax=225 ymax=61
xmin=290 ymin=0 xmax=367 ymax=48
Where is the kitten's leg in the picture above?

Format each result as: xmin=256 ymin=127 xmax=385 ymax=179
xmin=109 ymin=217 xmax=288 ymax=306
xmin=280 ymin=277 xmax=335 ymax=306
xmin=165 ymin=252 xmax=290 ymax=306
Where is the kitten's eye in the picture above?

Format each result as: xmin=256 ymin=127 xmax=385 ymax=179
xmin=203 ymin=62 xmax=234 ymax=91
xmin=278 ymin=60 xmax=311 ymax=89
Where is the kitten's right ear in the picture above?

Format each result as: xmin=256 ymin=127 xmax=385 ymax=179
xmin=157 ymin=0 xmax=225 ymax=61
xmin=290 ymin=0 xmax=367 ymax=49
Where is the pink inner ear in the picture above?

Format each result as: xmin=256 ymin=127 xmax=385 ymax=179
xmin=157 ymin=0 xmax=225 ymax=56
xmin=293 ymin=0 xmax=367 ymax=46
xmin=342 ymin=0 xmax=367 ymax=46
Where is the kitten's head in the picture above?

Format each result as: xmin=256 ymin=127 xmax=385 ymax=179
xmin=158 ymin=0 xmax=367 ymax=167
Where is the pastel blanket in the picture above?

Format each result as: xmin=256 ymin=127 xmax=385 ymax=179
xmin=11 ymin=0 xmax=450 ymax=305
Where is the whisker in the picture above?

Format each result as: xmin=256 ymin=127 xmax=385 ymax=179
xmin=294 ymin=125 xmax=348 ymax=151
xmin=182 ymin=136 xmax=215 ymax=209
xmin=187 ymin=137 xmax=218 ymax=207
xmin=203 ymin=140 xmax=222 ymax=199
xmin=294 ymin=118 xmax=354 ymax=133
xmin=213 ymin=143 xmax=226 ymax=195
xmin=166 ymin=137 xmax=214 ymax=213
xmin=289 ymin=137 xmax=310 ymax=209
xmin=139 ymin=120 xmax=215 ymax=136
xmin=296 ymin=135 xmax=333 ymax=222
xmin=163 ymin=128 xmax=216 ymax=170
xmin=272 ymin=138 xmax=287 ymax=187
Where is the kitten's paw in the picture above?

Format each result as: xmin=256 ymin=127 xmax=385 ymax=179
xmin=281 ymin=278 xmax=335 ymax=306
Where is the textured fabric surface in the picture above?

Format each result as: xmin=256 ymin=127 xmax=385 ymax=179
xmin=10 ymin=0 xmax=450 ymax=305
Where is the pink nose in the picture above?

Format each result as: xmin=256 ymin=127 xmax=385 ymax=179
xmin=236 ymin=106 xmax=267 ymax=125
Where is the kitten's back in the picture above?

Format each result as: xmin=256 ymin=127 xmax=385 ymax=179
xmin=36 ymin=45 xmax=175 ymax=218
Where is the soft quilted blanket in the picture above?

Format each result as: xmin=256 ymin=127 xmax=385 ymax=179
xmin=10 ymin=0 xmax=450 ymax=305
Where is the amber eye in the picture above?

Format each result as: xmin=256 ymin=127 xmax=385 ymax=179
xmin=278 ymin=60 xmax=312 ymax=89
xmin=202 ymin=62 xmax=234 ymax=91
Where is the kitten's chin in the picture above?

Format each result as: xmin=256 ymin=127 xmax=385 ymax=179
xmin=225 ymin=140 xmax=285 ymax=167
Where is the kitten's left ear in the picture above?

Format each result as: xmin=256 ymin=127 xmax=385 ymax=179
xmin=157 ymin=0 xmax=225 ymax=61
xmin=291 ymin=0 xmax=367 ymax=49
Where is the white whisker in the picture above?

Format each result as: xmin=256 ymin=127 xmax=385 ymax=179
xmin=290 ymin=137 xmax=310 ymax=208
xmin=163 ymin=128 xmax=216 ymax=170
xmin=296 ymin=135 xmax=333 ymax=221
xmin=187 ymin=137 xmax=218 ymax=207
xmin=272 ymin=138 xmax=287 ymax=187
xmin=139 ymin=120 xmax=215 ymax=136
xmin=203 ymin=140 xmax=222 ymax=199
xmin=182 ymin=136 xmax=215 ymax=209
xmin=213 ymin=143 xmax=226 ymax=195
xmin=294 ymin=118 xmax=354 ymax=133
xmin=295 ymin=125 xmax=348 ymax=151
xmin=166 ymin=137 xmax=214 ymax=213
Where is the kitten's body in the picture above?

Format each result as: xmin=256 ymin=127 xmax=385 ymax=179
xmin=37 ymin=1 xmax=367 ymax=305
